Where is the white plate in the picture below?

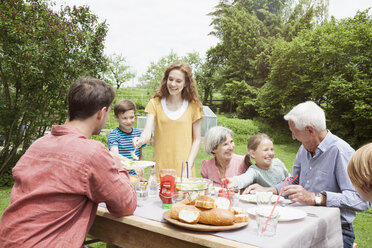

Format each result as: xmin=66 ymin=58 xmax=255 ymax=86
xmin=246 ymin=206 xmax=307 ymax=222
xmin=239 ymin=194 xmax=284 ymax=204
xmin=121 ymin=160 xmax=155 ymax=170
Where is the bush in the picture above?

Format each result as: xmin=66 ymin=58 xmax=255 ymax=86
xmin=217 ymin=115 xmax=294 ymax=145
xmin=217 ymin=115 xmax=260 ymax=145
xmin=91 ymin=133 xmax=109 ymax=147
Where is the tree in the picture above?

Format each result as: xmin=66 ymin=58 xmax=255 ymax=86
xmin=103 ymin=53 xmax=135 ymax=90
xmin=206 ymin=0 xmax=325 ymax=116
xmin=0 ymin=0 xmax=108 ymax=182
xmin=257 ymin=10 xmax=372 ymax=147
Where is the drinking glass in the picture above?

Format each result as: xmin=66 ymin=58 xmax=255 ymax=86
xmin=256 ymin=207 xmax=279 ymax=237
xmin=135 ymin=181 xmax=148 ymax=207
xmin=255 ymin=188 xmax=273 ymax=206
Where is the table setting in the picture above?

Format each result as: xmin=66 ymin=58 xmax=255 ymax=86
xmin=96 ymin=173 xmax=343 ymax=248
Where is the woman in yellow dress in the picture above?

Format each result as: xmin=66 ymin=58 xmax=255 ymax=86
xmin=133 ymin=62 xmax=203 ymax=178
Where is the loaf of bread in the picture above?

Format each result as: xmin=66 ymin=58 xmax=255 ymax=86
xmin=231 ymin=206 xmax=243 ymax=215
xmin=194 ymin=195 xmax=215 ymax=209
xmin=214 ymin=197 xmax=231 ymax=210
xmin=199 ymin=208 xmax=235 ymax=226
xmin=234 ymin=213 xmax=249 ymax=223
xmin=170 ymin=199 xmax=191 ymax=220
xmin=178 ymin=205 xmax=201 ymax=224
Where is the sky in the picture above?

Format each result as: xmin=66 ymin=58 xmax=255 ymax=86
xmin=52 ymin=0 xmax=371 ymax=85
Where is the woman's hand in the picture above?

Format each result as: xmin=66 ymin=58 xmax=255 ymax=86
xmin=242 ymin=183 xmax=262 ymax=195
xmin=132 ymin=137 xmax=144 ymax=149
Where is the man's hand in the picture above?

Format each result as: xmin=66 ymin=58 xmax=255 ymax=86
xmin=283 ymin=185 xmax=315 ymax=205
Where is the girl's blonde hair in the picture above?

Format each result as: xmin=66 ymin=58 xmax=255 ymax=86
xmin=244 ymin=134 xmax=272 ymax=168
xmin=347 ymin=143 xmax=372 ymax=193
xmin=153 ymin=61 xmax=202 ymax=109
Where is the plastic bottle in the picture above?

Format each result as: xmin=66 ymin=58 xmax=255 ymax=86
xmin=148 ymin=165 xmax=158 ymax=198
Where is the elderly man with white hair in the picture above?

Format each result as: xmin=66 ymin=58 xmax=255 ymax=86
xmin=246 ymin=101 xmax=370 ymax=248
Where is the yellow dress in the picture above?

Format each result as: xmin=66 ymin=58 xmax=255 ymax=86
xmin=145 ymin=98 xmax=203 ymax=178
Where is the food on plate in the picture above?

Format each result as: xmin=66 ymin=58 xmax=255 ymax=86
xmin=194 ymin=195 xmax=215 ymax=209
xmin=121 ymin=160 xmax=154 ymax=169
xmin=178 ymin=205 xmax=201 ymax=224
xmin=169 ymin=194 xmax=247 ymax=226
xmin=231 ymin=206 xmax=243 ymax=215
xmin=234 ymin=213 xmax=249 ymax=223
xmin=130 ymin=151 xmax=139 ymax=160
xmin=199 ymin=208 xmax=235 ymax=226
xmin=214 ymin=197 xmax=231 ymax=210
xmin=129 ymin=175 xmax=140 ymax=186
xmin=170 ymin=199 xmax=190 ymax=220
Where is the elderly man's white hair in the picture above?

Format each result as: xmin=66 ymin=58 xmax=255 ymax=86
xmin=203 ymin=126 xmax=233 ymax=156
xmin=284 ymin=101 xmax=326 ymax=131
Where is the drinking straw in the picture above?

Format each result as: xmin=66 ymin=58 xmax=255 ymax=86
xmin=181 ymin=162 xmax=184 ymax=183
xmin=222 ymin=179 xmax=232 ymax=204
xmin=261 ymin=174 xmax=298 ymax=233
xmin=186 ymin=162 xmax=189 ymax=179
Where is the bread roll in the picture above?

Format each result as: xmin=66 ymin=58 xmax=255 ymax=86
xmin=194 ymin=195 xmax=215 ymax=209
xmin=199 ymin=208 xmax=235 ymax=226
xmin=234 ymin=213 xmax=249 ymax=223
xmin=178 ymin=205 xmax=200 ymax=224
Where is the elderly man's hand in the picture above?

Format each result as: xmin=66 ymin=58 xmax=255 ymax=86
xmin=283 ymin=185 xmax=315 ymax=205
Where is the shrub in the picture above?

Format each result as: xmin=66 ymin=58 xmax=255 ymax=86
xmin=217 ymin=115 xmax=260 ymax=145
xmin=216 ymin=115 xmax=294 ymax=145
xmin=91 ymin=133 xmax=109 ymax=147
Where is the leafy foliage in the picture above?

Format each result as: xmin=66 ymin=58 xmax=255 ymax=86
xmin=0 ymin=0 xmax=108 ymax=178
xmin=201 ymin=0 xmax=325 ymax=118
xmin=258 ymin=10 xmax=372 ymax=147
xmin=139 ymin=51 xmax=203 ymax=93
xmin=102 ymin=53 xmax=136 ymax=89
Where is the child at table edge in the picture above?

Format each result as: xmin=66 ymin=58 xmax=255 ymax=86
xmin=227 ymin=133 xmax=290 ymax=192
xmin=108 ymin=99 xmax=146 ymax=176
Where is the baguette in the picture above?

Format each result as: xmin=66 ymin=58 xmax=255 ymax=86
xmin=170 ymin=199 xmax=191 ymax=220
xmin=199 ymin=208 xmax=235 ymax=226
xmin=178 ymin=205 xmax=201 ymax=224
xmin=214 ymin=197 xmax=231 ymax=210
xmin=234 ymin=213 xmax=249 ymax=223
xmin=231 ymin=206 xmax=243 ymax=215
xmin=194 ymin=195 xmax=215 ymax=209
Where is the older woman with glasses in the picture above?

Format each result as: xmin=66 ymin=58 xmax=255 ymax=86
xmin=201 ymin=126 xmax=247 ymax=187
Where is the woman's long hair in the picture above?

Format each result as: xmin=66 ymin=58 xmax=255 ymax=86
xmin=153 ymin=62 xmax=202 ymax=108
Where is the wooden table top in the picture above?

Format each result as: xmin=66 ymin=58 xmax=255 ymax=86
xmin=89 ymin=206 xmax=257 ymax=248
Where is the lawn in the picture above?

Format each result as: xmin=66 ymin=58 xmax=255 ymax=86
xmin=1 ymin=143 xmax=371 ymax=247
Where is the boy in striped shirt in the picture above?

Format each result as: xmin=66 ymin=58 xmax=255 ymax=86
xmin=108 ymin=99 xmax=146 ymax=176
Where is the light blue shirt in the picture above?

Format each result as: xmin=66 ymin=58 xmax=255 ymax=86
xmin=275 ymin=130 xmax=370 ymax=224
xmin=234 ymin=158 xmax=290 ymax=189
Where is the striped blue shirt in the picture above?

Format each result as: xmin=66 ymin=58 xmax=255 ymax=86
xmin=108 ymin=127 xmax=146 ymax=175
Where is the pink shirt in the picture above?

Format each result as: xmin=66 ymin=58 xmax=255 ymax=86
xmin=201 ymin=154 xmax=247 ymax=187
xmin=0 ymin=125 xmax=137 ymax=248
